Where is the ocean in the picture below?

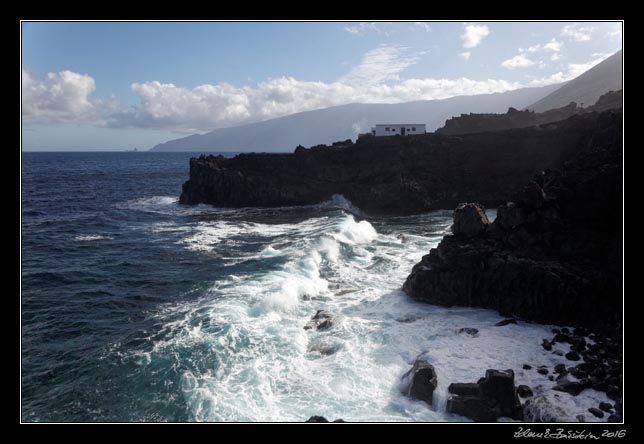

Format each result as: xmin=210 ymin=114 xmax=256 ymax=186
xmin=21 ymin=152 xmax=611 ymax=422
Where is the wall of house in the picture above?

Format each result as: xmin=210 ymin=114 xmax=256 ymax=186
xmin=373 ymin=125 xmax=426 ymax=137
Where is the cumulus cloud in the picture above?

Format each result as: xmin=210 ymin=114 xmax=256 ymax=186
xmin=501 ymin=54 xmax=536 ymax=69
xmin=110 ymin=45 xmax=526 ymax=132
xmin=560 ymin=24 xmax=594 ymax=42
xmin=524 ymin=38 xmax=562 ymax=53
xmin=459 ymin=52 xmax=471 ymax=60
xmin=461 ymin=23 xmax=490 ymax=48
xmin=26 ymin=44 xmax=612 ymax=133
xmin=22 ymin=69 xmax=99 ymax=122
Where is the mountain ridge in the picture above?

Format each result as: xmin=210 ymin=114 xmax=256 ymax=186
xmin=150 ymin=84 xmax=561 ymax=152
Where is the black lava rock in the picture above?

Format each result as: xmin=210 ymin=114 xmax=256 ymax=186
xmin=588 ymin=408 xmax=604 ymax=419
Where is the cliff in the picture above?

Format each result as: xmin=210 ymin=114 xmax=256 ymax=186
xmin=436 ymin=90 xmax=621 ymax=136
xmin=403 ymin=110 xmax=622 ymax=329
xmin=180 ymin=110 xmax=621 ymax=216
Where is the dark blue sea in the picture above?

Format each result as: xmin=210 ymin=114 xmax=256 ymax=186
xmin=21 ymin=152 xmax=606 ymax=422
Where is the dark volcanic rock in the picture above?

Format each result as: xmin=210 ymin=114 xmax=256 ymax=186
xmin=452 ymin=203 xmax=490 ymax=236
xmin=304 ymin=310 xmax=334 ymax=331
xmin=599 ymin=402 xmax=613 ymax=412
xmin=403 ymin=110 xmax=622 ymax=329
xmin=180 ymin=111 xmax=620 ymax=217
xmin=458 ymin=327 xmax=479 ymax=337
xmin=306 ymin=416 xmax=329 ymax=422
xmin=554 ymin=364 xmax=567 ymax=374
xmin=523 ymin=364 xmax=532 ymax=370
xmin=517 ymin=385 xmax=534 ymax=398
xmin=552 ymin=381 xmax=585 ymax=396
xmin=566 ymin=352 xmax=581 ymax=361
xmin=448 ymin=383 xmax=479 ymax=396
xmin=538 ymin=368 xmax=549 ymax=376
xmin=305 ymin=416 xmax=345 ymax=423
xmin=401 ymin=354 xmax=438 ymax=406
xmin=447 ymin=369 xmax=522 ymax=422
xmin=495 ymin=318 xmax=518 ymax=327
xmin=588 ymin=408 xmax=604 ymax=419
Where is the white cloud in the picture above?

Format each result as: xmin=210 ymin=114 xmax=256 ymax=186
xmin=28 ymin=45 xmax=612 ymax=133
xmin=461 ymin=23 xmax=490 ymax=48
xmin=551 ymin=53 xmax=560 ymax=61
xmin=22 ymin=69 xmax=99 ymax=122
xmin=606 ymin=29 xmax=621 ymax=41
xmin=459 ymin=52 xmax=471 ymax=60
xmin=523 ymin=38 xmax=562 ymax=53
xmin=339 ymin=45 xmax=421 ymax=86
xmin=343 ymin=22 xmax=388 ymax=36
xmin=413 ymin=22 xmax=431 ymax=32
xmin=109 ymin=45 xmax=529 ymax=132
xmin=560 ymin=24 xmax=594 ymax=42
xmin=543 ymin=39 xmax=563 ymax=52
xmin=501 ymin=54 xmax=536 ymax=69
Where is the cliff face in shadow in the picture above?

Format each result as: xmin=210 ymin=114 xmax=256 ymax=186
xmin=180 ymin=110 xmax=621 ymax=216
xmin=403 ymin=110 xmax=622 ymax=329
xmin=436 ymin=90 xmax=621 ymax=136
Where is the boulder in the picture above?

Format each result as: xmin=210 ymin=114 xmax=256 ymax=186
xmin=588 ymin=408 xmax=604 ymax=418
xmin=452 ymin=203 xmax=490 ymax=236
xmin=552 ymin=381 xmax=585 ymax=396
xmin=495 ymin=318 xmax=518 ymax=327
xmin=517 ymin=385 xmax=534 ymax=398
xmin=446 ymin=369 xmax=522 ymax=422
xmin=401 ymin=354 xmax=438 ymax=406
xmin=448 ymin=383 xmax=479 ymax=396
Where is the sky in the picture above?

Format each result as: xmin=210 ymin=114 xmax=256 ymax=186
xmin=21 ymin=21 xmax=623 ymax=151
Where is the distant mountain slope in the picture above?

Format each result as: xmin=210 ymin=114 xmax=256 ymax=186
xmin=527 ymin=50 xmax=622 ymax=113
xmin=150 ymin=84 xmax=561 ymax=152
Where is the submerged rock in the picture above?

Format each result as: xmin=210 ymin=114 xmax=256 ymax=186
xmin=304 ymin=310 xmax=335 ymax=331
xmin=495 ymin=318 xmax=518 ymax=327
xmin=523 ymin=396 xmax=569 ymax=422
xmin=458 ymin=327 xmax=480 ymax=337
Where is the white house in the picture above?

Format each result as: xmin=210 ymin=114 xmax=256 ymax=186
xmin=371 ymin=124 xmax=426 ymax=137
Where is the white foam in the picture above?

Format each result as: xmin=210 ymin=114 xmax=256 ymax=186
xmin=134 ymin=210 xmax=613 ymax=422
xmin=74 ymin=234 xmax=113 ymax=241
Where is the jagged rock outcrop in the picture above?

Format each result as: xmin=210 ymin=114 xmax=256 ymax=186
xmin=179 ymin=111 xmax=620 ymax=216
xmin=403 ymin=110 xmax=622 ymax=329
xmin=400 ymin=353 xmax=438 ymax=406
xmin=447 ymin=369 xmax=523 ymax=422
xmin=452 ymin=203 xmax=490 ymax=236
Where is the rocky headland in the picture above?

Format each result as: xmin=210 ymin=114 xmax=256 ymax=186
xmin=403 ymin=110 xmax=622 ymax=330
xmin=180 ymin=110 xmax=620 ymax=216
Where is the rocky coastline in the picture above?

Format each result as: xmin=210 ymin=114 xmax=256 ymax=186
xmin=178 ymin=107 xmax=622 ymax=423
xmin=180 ymin=110 xmax=619 ymax=216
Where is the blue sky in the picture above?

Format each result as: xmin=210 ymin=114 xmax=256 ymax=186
xmin=22 ymin=21 xmax=622 ymax=151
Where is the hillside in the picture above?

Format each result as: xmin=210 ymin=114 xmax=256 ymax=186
xmin=527 ymin=50 xmax=622 ymax=112
xmin=150 ymin=84 xmax=560 ymax=152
